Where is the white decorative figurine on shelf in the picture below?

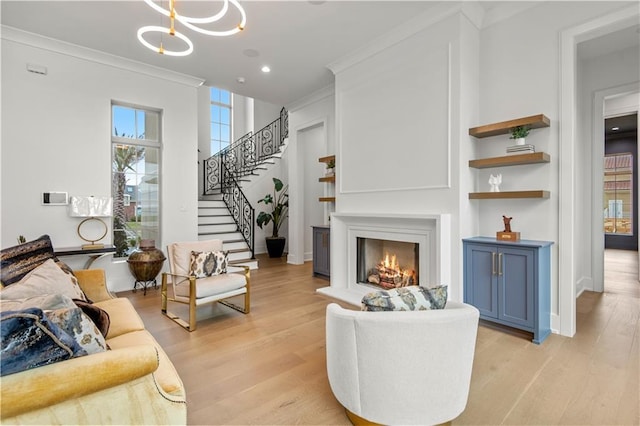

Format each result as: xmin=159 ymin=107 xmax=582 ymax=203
xmin=488 ymin=173 xmax=502 ymax=192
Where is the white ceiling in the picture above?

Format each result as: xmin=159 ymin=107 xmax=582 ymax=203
xmin=2 ymin=1 xmax=637 ymax=106
xmin=1 ymin=0 xmax=450 ymax=106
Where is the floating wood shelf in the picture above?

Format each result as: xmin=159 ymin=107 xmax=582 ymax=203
xmin=469 ymin=190 xmax=550 ymax=200
xmin=469 ymin=152 xmax=550 ymax=169
xmin=319 ymin=156 xmax=336 ymax=204
xmin=319 ymin=155 xmax=335 ymax=164
xmin=469 ymin=114 xmax=550 ymax=138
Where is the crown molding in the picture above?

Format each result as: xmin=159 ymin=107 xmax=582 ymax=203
xmin=480 ymin=2 xmax=542 ymax=29
xmin=287 ymin=83 xmax=335 ymax=112
xmin=327 ymin=2 xmax=487 ymax=76
xmin=1 ymin=25 xmax=205 ymax=88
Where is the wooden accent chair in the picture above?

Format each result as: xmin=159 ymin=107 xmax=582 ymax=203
xmin=161 ymin=239 xmax=250 ymax=331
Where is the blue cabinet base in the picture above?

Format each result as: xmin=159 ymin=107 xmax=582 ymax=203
xmin=463 ymin=237 xmax=553 ymax=345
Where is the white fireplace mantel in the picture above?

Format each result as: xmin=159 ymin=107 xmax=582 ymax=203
xmin=317 ymin=213 xmax=451 ymax=306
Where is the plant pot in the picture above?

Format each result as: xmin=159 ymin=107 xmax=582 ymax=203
xmin=266 ymin=237 xmax=286 ymax=258
xmin=515 ymin=137 xmax=526 ymax=146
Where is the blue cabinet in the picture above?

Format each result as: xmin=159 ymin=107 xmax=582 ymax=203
xmin=313 ymin=226 xmax=330 ymax=278
xmin=463 ymin=237 xmax=553 ymax=344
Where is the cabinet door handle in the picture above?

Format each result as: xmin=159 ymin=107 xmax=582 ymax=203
xmin=498 ymin=253 xmax=503 ymax=276
xmin=492 ymin=252 xmax=497 ymax=275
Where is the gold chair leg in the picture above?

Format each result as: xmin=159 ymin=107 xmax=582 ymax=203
xmin=344 ymin=408 xmax=451 ymax=426
xmin=244 ymin=267 xmax=251 ymax=313
xmin=189 ymin=276 xmax=197 ymax=331
xmin=161 ymin=273 xmax=168 ymax=312
xmin=345 ymin=409 xmax=381 ymax=426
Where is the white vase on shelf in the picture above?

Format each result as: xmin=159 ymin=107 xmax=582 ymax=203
xmin=515 ymin=137 xmax=526 ymax=146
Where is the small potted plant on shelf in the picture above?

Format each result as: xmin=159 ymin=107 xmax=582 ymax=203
xmin=325 ymin=159 xmax=335 ymax=176
xmin=510 ymin=125 xmax=530 ymax=146
xmin=257 ymin=177 xmax=289 ymax=258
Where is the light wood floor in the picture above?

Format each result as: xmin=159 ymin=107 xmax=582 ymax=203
xmin=121 ymin=250 xmax=639 ymax=425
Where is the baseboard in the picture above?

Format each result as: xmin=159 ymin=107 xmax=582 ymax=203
xmin=576 ymin=276 xmax=593 ymax=298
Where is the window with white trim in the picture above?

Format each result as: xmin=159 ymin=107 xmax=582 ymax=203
xmin=111 ymin=103 xmax=162 ymax=258
xmin=210 ymin=87 xmax=232 ymax=154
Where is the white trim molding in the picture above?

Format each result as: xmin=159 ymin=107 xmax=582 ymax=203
xmin=1 ymin=25 xmax=205 ymax=88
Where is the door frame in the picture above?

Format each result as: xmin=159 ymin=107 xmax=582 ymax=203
xmin=592 ymin=86 xmax=640 ymax=292
xmin=559 ymin=4 xmax=639 ymax=337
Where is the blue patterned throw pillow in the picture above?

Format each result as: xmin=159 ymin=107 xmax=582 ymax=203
xmin=0 ymin=307 xmax=86 ymax=376
xmin=361 ymin=285 xmax=448 ymax=311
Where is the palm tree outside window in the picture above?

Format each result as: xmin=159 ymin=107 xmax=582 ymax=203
xmin=111 ymin=103 xmax=161 ymax=257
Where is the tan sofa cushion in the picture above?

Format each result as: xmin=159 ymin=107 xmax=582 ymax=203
xmin=175 ymin=273 xmax=246 ymax=298
xmin=94 ymin=298 xmax=145 ymax=339
xmin=107 ymin=330 xmax=184 ymax=396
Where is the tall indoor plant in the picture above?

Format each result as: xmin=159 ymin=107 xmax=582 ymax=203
xmin=257 ymin=178 xmax=289 ymax=258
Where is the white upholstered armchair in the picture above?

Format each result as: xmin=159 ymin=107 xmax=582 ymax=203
xmin=325 ymin=301 xmax=479 ymax=425
xmin=161 ymin=239 xmax=250 ymax=331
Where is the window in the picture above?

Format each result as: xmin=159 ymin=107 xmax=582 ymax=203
xmin=112 ymin=103 xmax=161 ymax=258
xmin=604 ymin=153 xmax=633 ymax=235
xmin=210 ymin=87 xmax=231 ymax=154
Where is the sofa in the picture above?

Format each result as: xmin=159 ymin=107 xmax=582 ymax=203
xmin=0 ymin=267 xmax=187 ymax=425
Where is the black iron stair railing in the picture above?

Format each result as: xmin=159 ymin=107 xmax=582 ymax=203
xmin=202 ymin=107 xmax=288 ymax=259
xmin=220 ymin=161 xmax=255 ymax=259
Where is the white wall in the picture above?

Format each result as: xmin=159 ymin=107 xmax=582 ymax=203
xmin=1 ymin=29 xmax=200 ymax=293
xmin=254 ymin=99 xmax=282 ymax=131
xmin=287 ymin=87 xmax=335 ymax=265
xmin=299 ymin=124 xmax=326 ymax=260
xmin=329 ymin=11 xmax=479 ymax=302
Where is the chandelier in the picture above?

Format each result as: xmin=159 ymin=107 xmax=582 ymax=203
xmin=137 ymin=0 xmax=246 ymax=57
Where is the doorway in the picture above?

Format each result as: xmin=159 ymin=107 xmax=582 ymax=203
xmin=604 ymin=113 xmax=638 ymax=251
xmin=298 ymin=123 xmax=325 ymax=261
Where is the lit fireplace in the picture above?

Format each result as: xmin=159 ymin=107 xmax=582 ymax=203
xmin=357 ymin=237 xmax=419 ymax=289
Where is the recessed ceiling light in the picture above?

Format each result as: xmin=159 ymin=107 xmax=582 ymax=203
xmin=612 ymin=127 xmax=620 ymax=131
xmin=261 ymin=66 xmax=271 ymax=73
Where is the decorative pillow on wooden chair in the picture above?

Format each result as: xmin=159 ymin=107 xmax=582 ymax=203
xmin=361 ymin=285 xmax=448 ymax=311
xmin=189 ymin=251 xmax=228 ymax=278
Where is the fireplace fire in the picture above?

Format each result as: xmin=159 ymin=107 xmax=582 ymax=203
xmin=368 ymin=252 xmax=417 ymax=288
xmin=357 ymin=237 xmax=419 ymax=289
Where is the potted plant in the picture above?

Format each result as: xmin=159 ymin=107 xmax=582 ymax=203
xmin=510 ymin=125 xmax=530 ymax=146
xmin=257 ymin=177 xmax=289 ymax=258
xmin=325 ymin=159 xmax=335 ymax=176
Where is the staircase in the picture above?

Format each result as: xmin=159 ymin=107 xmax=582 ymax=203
xmin=198 ymin=107 xmax=288 ymax=269
xmin=198 ymin=196 xmax=258 ymax=269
